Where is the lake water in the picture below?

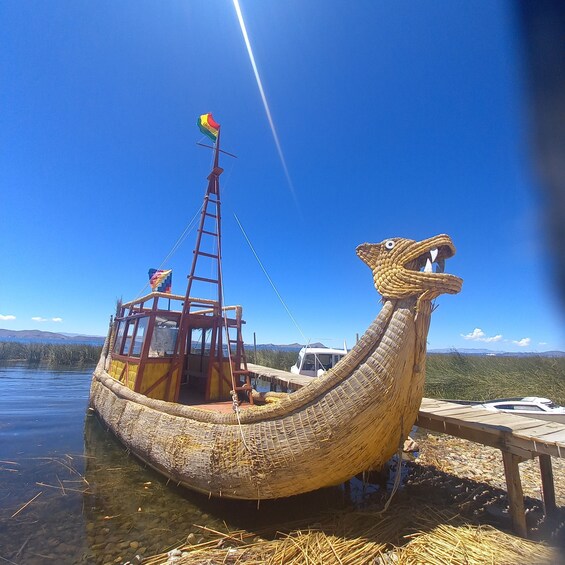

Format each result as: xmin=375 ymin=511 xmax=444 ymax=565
xmin=0 ymin=364 xmax=379 ymax=564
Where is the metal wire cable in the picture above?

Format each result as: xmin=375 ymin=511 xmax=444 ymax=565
xmin=233 ymin=213 xmax=308 ymax=344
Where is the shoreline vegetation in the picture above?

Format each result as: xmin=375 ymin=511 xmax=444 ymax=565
xmin=0 ymin=342 xmax=563 ymax=405
xmin=0 ymin=341 xmax=101 ymax=367
xmin=247 ymin=350 xmax=565 ymax=406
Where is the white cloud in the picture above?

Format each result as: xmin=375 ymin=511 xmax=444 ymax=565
xmin=461 ymin=328 xmax=503 ymax=343
xmin=30 ymin=316 xmax=63 ymax=323
xmin=0 ymin=314 xmax=16 ymax=321
xmin=461 ymin=328 xmax=484 ymax=340
xmin=513 ymin=338 xmax=531 ymax=347
xmin=538 ymin=342 xmax=547 ymax=346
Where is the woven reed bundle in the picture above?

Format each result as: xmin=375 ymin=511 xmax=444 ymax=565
xmin=397 ymin=523 xmax=556 ymax=564
xmin=142 ymin=504 xmax=556 ymax=565
xmin=90 ymin=235 xmax=463 ymax=500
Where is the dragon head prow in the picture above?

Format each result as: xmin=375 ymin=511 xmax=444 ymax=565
xmin=356 ymin=234 xmax=463 ymax=301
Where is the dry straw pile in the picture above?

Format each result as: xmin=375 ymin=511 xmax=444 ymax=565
xmin=142 ymin=503 xmax=557 ymax=565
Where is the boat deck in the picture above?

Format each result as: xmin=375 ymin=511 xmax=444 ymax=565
xmin=178 ymin=386 xmax=254 ymax=413
xmin=248 ymin=363 xmax=565 ymax=538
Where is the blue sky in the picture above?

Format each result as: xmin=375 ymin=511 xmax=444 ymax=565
xmin=1 ymin=1 xmax=563 ymax=352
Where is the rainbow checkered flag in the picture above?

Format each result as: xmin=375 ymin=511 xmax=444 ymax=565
xmin=148 ymin=269 xmax=172 ymax=293
xmin=197 ymin=113 xmax=220 ymax=142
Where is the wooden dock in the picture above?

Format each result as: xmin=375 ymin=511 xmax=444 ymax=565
xmin=248 ymin=363 xmax=313 ymax=391
xmin=248 ymin=363 xmax=565 ymax=538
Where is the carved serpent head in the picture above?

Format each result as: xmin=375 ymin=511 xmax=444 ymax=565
xmin=356 ymin=234 xmax=463 ymax=301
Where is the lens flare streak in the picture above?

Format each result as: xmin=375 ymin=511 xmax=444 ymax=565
xmin=232 ymin=0 xmax=300 ymax=210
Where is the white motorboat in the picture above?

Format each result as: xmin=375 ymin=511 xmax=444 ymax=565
xmin=290 ymin=345 xmax=348 ymax=377
xmin=479 ymin=396 xmax=565 ymax=424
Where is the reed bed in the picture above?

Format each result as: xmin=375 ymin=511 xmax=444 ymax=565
xmin=248 ymin=349 xmax=565 ymax=405
xmin=0 ymin=341 xmax=101 ymax=367
xmin=247 ymin=349 xmax=297 ymax=371
xmin=142 ymin=503 xmax=557 ymax=565
xmin=425 ymin=352 xmax=565 ymax=405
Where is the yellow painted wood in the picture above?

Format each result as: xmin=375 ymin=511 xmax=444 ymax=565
xmin=108 ymin=359 xmax=137 ymax=390
xmin=138 ymin=361 xmax=178 ymax=402
xmin=208 ymin=361 xmax=232 ymax=401
xmin=126 ymin=363 xmax=138 ymax=390
xmin=108 ymin=359 xmax=125 ymax=380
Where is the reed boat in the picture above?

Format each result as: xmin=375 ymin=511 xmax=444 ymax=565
xmin=89 ymin=116 xmax=463 ymax=500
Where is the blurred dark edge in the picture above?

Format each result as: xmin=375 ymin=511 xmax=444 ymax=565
xmin=517 ymin=1 xmax=565 ymax=312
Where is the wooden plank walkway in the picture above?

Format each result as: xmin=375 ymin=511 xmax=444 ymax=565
xmin=417 ymin=398 xmax=565 ymax=537
xmin=248 ymin=363 xmax=313 ymax=391
xmin=248 ymin=364 xmax=565 ymax=538
xmin=417 ymin=398 xmax=565 ymax=459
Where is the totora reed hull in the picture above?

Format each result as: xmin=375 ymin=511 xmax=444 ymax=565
xmin=91 ymin=231 xmax=463 ymax=502
xmin=91 ymin=298 xmax=424 ymax=500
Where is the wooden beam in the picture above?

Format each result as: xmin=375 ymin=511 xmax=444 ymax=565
xmin=501 ymin=451 xmax=528 ymax=538
xmin=415 ymin=415 xmax=535 ymax=459
xmin=122 ymin=292 xmax=186 ymax=308
xmin=539 ymin=454 xmax=557 ymax=518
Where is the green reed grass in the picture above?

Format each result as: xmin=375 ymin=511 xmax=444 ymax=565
xmin=249 ymin=348 xmax=565 ymax=405
xmin=0 ymin=341 xmax=102 ymax=367
xmin=425 ymin=352 xmax=565 ymax=405
xmin=247 ymin=349 xmax=297 ymax=371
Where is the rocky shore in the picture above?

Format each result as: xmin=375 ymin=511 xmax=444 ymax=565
xmin=139 ymin=431 xmax=564 ymax=564
xmin=405 ymin=431 xmax=565 ymax=545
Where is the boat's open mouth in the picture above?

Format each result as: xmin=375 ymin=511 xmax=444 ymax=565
xmin=356 ymin=234 xmax=462 ymax=299
xmin=405 ymin=243 xmax=455 ymax=274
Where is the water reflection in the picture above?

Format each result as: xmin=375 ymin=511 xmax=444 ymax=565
xmin=82 ymin=415 xmax=379 ymax=563
xmin=0 ymin=365 xmax=381 ymax=565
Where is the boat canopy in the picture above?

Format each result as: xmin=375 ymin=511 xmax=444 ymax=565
xmin=107 ymin=291 xmax=248 ymax=404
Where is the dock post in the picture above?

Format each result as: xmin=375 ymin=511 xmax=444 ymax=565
xmin=539 ymin=454 xmax=557 ymax=518
xmin=501 ymin=451 xmax=527 ymax=538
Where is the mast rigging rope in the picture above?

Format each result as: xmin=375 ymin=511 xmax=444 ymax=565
xmin=233 ymin=213 xmax=308 ymax=344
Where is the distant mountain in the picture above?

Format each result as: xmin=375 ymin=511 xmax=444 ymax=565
xmin=0 ymin=328 xmax=105 ymax=345
xmin=60 ymin=332 xmax=104 ymax=338
xmin=429 ymin=348 xmax=565 ymax=357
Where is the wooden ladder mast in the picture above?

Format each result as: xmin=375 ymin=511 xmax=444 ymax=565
xmin=172 ymin=129 xmax=252 ymax=404
xmin=228 ymin=305 xmax=253 ymax=402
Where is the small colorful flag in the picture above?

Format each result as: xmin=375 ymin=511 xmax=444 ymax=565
xmin=148 ymin=269 xmax=173 ymax=293
xmin=197 ymin=113 xmax=220 ymax=142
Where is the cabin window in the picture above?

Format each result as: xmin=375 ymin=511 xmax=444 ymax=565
xmin=496 ymin=404 xmax=515 ymax=410
xmin=190 ymin=328 xmax=212 ymax=356
xmin=149 ymin=316 xmax=179 ymax=357
xmin=113 ymin=321 xmax=126 ymax=354
xmin=130 ymin=316 xmax=148 ymax=357
xmin=302 ymin=354 xmax=315 ymax=371
xmin=122 ymin=320 xmax=136 ymax=356
xmin=518 ymin=405 xmax=543 ymax=412
xmin=316 ymin=354 xmax=332 ymax=371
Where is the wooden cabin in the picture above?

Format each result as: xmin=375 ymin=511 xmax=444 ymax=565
xmin=106 ymin=291 xmax=251 ymax=404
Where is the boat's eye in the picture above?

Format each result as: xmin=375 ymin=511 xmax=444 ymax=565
xmin=384 ymin=240 xmax=395 ymax=250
